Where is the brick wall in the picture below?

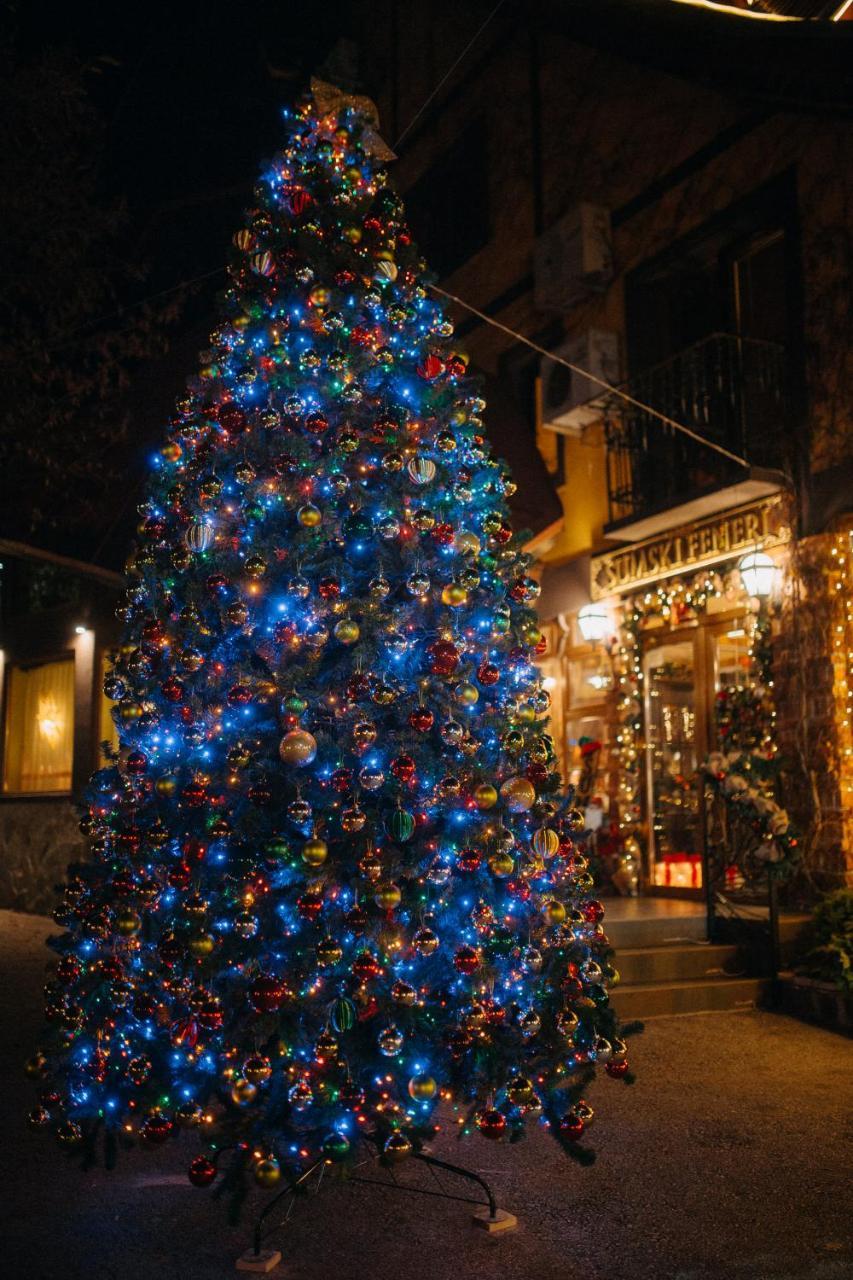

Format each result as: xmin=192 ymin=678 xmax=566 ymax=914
xmin=774 ymin=532 xmax=853 ymax=889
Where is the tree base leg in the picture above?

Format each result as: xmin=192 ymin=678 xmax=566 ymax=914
xmin=471 ymin=1208 xmax=518 ymax=1233
xmin=236 ymin=1247 xmax=283 ymax=1273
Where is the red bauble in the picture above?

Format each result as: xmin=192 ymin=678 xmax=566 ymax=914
xmin=297 ymin=890 xmax=324 ymax=921
xmin=352 ymin=950 xmax=380 ymax=981
xmin=249 ymin=974 xmax=286 ymax=1013
xmin=409 ymin=707 xmax=434 ymax=733
xmin=446 ymin=1028 xmax=472 ymax=1058
xmin=218 ymin=404 xmax=248 ymax=437
xmin=167 ymin=862 xmax=191 ymax=890
xmin=558 ymin=1113 xmax=585 ymax=1141
xmin=318 ymin=576 xmax=341 ymax=600
xmin=227 ymin=683 xmax=252 ymax=707
xmin=390 ymin=754 xmax=416 ymax=783
xmin=477 ymin=662 xmax=500 ymax=686
xmin=417 ymin=354 xmax=444 ymax=380
xmin=427 ymin=639 xmax=459 ymax=676
xmin=180 ymin=781 xmax=207 ymax=808
xmin=606 ymin=1059 xmax=629 ymax=1079
xmin=432 ymin=521 xmax=454 ymax=546
xmin=287 ymin=186 xmax=311 ymax=215
xmin=506 ymin=878 xmax=531 ymax=901
xmin=188 ymin=1155 xmax=217 ymax=1187
xmin=141 ymin=1113 xmax=173 ymax=1145
xmin=456 ymin=846 xmax=482 ymax=873
xmin=182 ymin=837 xmax=207 ymax=862
xmin=475 ymin=1108 xmax=507 ymax=1140
xmin=584 ymin=899 xmax=605 ymax=924
xmin=125 ymin=751 xmax=148 ymax=776
xmin=453 ymin=945 xmax=480 ymax=975
xmin=161 ymin=676 xmax=184 ymax=703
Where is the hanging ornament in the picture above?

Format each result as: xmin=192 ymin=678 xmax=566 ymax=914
xmin=279 ymin=729 xmax=318 ymax=766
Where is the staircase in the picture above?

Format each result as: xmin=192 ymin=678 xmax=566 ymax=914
xmin=604 ymin=901 xmax=810 ymax=1020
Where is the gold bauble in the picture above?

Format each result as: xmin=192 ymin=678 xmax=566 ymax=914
xmin=488 ymin=851 xmax=515 ymax=878
xmin=544 ymin=899 xmax=566 ymax=925
xmin=189 ymin=932 xmax=215 ymax=958
xmin=334 ymin=618 xmax=360 ymax=645
xmin=278 ymin=729 xmax=317 ymax=766
xmin=302 ymin=836 xmax=328 ymax=867
xmin=474 ymin=783 xmax=498 ymax=810
xmin=374 ymin=882 xmax=402 ymax=910
xmin=383 ymin=1131 xmax=412 ymax=1162
xmin=441 ymin=583 xmax=468 ymax=607
xmin=506 ymin=1074 xmax=535 ymax=1106
xmin=253 ymin=1158 xmax=281 ymax=1188
xmin=500 ymin=776 xmax=536 ymax=812
xmin=408 ymin=1074 xmax=438 ymax=1101
xmin=297 ymin=503 xmax=322 ymax=527
xmin=230 ymin=1078 xmax=258 ymax=1106
xmin=455 ymin=531 xmax=481 ymax=556
xmin=532 ymin=827 xmax=560 ymax=857
xmin=116 ymin=909 xmax=141 ymax=936
xmin=455 ymin=681 xmax=479 ymax=707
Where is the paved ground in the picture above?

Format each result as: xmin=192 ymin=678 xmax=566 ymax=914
xmin=1 ymin=910 xmax=851 ymax=1280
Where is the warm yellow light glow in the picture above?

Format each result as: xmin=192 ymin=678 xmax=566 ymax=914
xmin=37 ymin=695 xmax=64 ymax=748
xmin=670 ymin=0 xmax=801 ymax=19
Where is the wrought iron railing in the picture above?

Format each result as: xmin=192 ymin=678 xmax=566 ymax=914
xmin=602 ymin=332 xmax=786 ymax=527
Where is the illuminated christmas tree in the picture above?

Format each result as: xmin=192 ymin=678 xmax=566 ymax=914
xmin=28 ymin=81 xmax=630 ymax=1201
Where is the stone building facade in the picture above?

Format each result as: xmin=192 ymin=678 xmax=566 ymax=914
xmin=364 ymin=0 xmax=853 ymax=893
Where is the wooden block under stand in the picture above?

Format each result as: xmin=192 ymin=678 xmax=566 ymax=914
xmin=235 ymin=1247 xmax=283 ymax=1273
xmin=471 ymin=1208 xmax=518 ymax=1233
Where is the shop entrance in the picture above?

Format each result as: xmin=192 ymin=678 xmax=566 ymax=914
xmin=641 ymin=614 xmax=751 ymax=897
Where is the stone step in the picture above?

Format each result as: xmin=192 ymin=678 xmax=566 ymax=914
xmin=604 ymin=912 xmax=707 ymax=949
xmin=615 ymin=943 xmax=746 ymax=986
xmin=614 ymin=975 xmax=766 ymax=1020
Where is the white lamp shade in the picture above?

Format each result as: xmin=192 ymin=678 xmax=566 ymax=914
xmin=738 ymin=551 xmax=777 ymax=599
xmin=577 ymin=604 xmax=610 ymax=643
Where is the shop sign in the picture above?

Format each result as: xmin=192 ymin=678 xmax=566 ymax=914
xmin=590 ymin=496 xmax=787 ymax=600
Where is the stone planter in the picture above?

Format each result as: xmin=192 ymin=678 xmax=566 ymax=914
xmin=777 ymin=972 xmax=852 ymax=1034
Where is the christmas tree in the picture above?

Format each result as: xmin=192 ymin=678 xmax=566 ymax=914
xmin=28 ymin=81 xmax=630 ymax=1199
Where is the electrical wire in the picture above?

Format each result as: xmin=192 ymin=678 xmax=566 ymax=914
xmin=428 ymin=282 xmax=751 ymax=468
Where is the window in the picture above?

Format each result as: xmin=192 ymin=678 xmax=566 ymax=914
xmin=404 ymin=122 xmax=490 ymax=276
xmin=3 ymin=658 xmax=74 ymax=793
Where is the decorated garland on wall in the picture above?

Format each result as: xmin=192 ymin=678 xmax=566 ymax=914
xmin=703 ymin=612 xmax=800 ymax=876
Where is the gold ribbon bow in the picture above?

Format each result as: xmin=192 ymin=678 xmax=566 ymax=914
xmin=310 ymin=77 xmax=397 ymax=162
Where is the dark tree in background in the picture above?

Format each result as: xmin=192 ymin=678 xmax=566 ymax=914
xmin=0 ymin=27 xmax=181 ymax=543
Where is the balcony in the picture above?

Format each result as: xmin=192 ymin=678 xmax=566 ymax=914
xmin=602 ymin=333 xmax=788 ymax=541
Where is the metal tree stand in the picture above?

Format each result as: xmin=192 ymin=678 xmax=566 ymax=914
xmin=236 ymin=1137 xmax=518 ymax=1273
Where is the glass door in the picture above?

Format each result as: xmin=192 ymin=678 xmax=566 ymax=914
xmin=642 ymin=635 xmax=704 ymax=893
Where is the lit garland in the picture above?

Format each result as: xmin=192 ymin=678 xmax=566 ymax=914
xmin=704 ymin=610 xmax=800 ymax=876
xmin=828 ymin=528 xmax=853 ymax=822
xmin=612 ymin=570 xmax=727 ymax=862
xmin=25 ymin=87 xmax=633 ymax=1202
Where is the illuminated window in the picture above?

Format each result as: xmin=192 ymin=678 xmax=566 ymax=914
xmin=3 ymin=658 xmax=75 ymax=793
xmin=99 ymin=650 xmax=119 ymax=761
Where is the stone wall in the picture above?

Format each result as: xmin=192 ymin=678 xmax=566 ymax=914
xmin=0 ymin=800 xmax=84 ymax=915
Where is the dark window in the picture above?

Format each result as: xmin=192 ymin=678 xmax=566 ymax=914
xmin=404 ymin=122 xmax=489 ymax=277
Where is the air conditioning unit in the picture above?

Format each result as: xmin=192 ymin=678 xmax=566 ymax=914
xmin=540 ymin=330 xmax=620 ymax=435
xmin=534 ymin=204 xmax=613 ymax=312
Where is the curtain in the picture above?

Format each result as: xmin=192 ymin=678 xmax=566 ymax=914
xmin=98 ymin=651 xmax=119 ymax=760
xmin=3 ymin=659 xmax=74 ymax=793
